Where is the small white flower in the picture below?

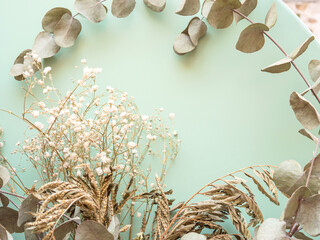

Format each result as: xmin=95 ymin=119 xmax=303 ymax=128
xmin=141 ymin=115 xmax=149 ymax=121
xmin=150 ymin=183 xmax=155 ymax=188
xmin=43 ymin=89 xmax=48 ymax=94
xmin=16 ymin=141 xmax=21 ymax=146
xmin=34 ymin=122 xmax=44 ymax=130
xmin=159 ymin=108 xmax=164 ymax=112
xmin=92 ymin=85 xmax=99 ymax=92
xmin=96 ymin=167 xmax=103 ymax=176
xmin=38 ymin=102 xmax=46 ymax=109
xmin=31 ymin=110 xmax=39 ymax=118
xmin=136 ymin=212 xmax=142 ymax=218
xmin=0 ymin=142 xmax=4 ymax=148
xmin=81 ymin=59 xmax=87 ymax=64
xmin=169 ymin=113 xmax=175 ymax=120
xmin=127 ymin=142 xmax=136 ymax=149
xmin=76 ymin=170 xmax=82 ymax=177
xmin=43 ymin=66 xmax=52 ymax=75
xmin=79 ymin=96 xmax=85 ymax=103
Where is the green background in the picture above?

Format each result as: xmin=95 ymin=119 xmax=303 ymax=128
xmin=1 ymin=0 xmax=320 ymax=238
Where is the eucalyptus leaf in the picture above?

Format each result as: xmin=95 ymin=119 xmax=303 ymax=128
xmin=173 ymin=33 xmax=196 ymax=55
xmin=234 ymin=0 xmax=257 ymax=23
xmin=54 ymin=13 xmax=82 ymax=48
xmin=294 ymin=232 xmax=313 ymax=240
xmin=0 ymin=224 xmax=7 ymax=240
xmin=207 ymin=0 xmax=241 ymax=29
xmin=283 ymin=186 xmax=312 ymax=223
xmin=265 ymin=2 xmax=277 ymax=29
xmin=201 ymin=0 xmax=213 ymax=18
xmin=186 ymin=17 xmax=207 ymax=46
xmin=310 ymin=78 xmax=320 ymax=95
xmin=54 ymin=219 xmax=77 ymax=240
xmin=111 ymin=0 xmax=136 ymax=18
xmin=0 ymin=207 xmax=24 ymax=233
xmin=290 ymin=36 xmax=315 ymax=60
xmin=290 ymin=91 xmax=320 ymax=130
xmin=42 ymin=8 xmax=72 ymax=33
xmin=9 ymin=64 xmax=24 ymax=77
xmin=24 ymin=227 xmax=39 ymax=240
xmin=14 ymin=49 xmax=31 ymax=65
xmin=273 ymin=160 xmax=303 ymax=197
xmin=297 ymin=194 xmax=320 ymax=236
xmin=308 ymin=59 xmax=320 ymax=82
xmin=107 ymin=216 xmax=120 ymax=240
xmin=0 ymin=166 xmax=10 ymax=188
xmin=32 ymin=31 xmax=61 ymax=59
xmin=74 ymin=0 xmax=107 ymax=23
xmin=181 ymin=232 xmax=206 ymax=240
xmin=255 ymin=218 xmax=287 ymax=240
xmin=261 ymin=57 xmax=292 ymax=73
xmin=298 ymin=129 xmax=318 ymax=143
xmin=75 ymin=220 xmax=114 ymax=240
xmin=0 ymin=194 xmax=9 ymax=207
xmin=176 ymin=0 xmax=200 ymax=16
xmin=143 ymin=0 xmax=166 ymax=12
xmin=18 ymin=194 xmax=40 ymax=227
xmin=236 ymin=23 xmax=269 ymax=53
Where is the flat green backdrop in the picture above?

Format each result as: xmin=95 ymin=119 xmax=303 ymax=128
xmin=1 ymin=0 xmax=320 ymax=238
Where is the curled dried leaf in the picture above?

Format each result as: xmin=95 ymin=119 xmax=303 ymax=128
xmin=0 ymin=166 xmax=10 ymax=188
xmin=176 ymin=0 xmax=200 ymax=16
xmin=54 ymin=13 xmax=82 ymax=48
xmin=308 ymin=59 xmax=320 ymax=82
xmin=74 ymin=0 xmax=107 ymax=23
xmin=290 ymin=91 xmax=320 ymax=130
xmin=236 ymin=23 xmax=269 ymax=53
xmin=42 ymin=8 xmax=72 ymax=33
xmin=290 ymin=36 xmax=315 ymax=60
xmin=32 ymin=31 xmax=61 ymax=59
xmin=186 ymin=17 xmax=207 ymax=46
xmin=265 ymin=2 xmax=277 ymax=29
xmin=112 ymin=0 xmax=136 ymax=18
xmin=298 ymin=129 xmax=318 ymax=143
xmin=173 ymin=33 xmax=196 ymax=55
xmin=261 ymin=57 xmax=292 ymax=73
xmin=207 ymin=0 xmax=241 ymax=29
xmin=234 ymin=0 xmax=257 ymax=23
xmin=143 ymin=0 xmax=166 ymax=12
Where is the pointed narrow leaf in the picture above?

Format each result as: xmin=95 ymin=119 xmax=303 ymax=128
xmin=0 ymin=194 xmax=9 ymax=207
xmin=18 ymin=194 xmax=40 ymax=227
xmin=261 ymin=57 xmax=291 ymax=73
xmin=207 ymin=0 xmax=241 ymax=29
xmin=32 ymin=31 xmax=61 ymax=59
xmin=74 ymin=0 xmax=107 ymax=23
xmin=54 ymin=13 xmax=82 ymax=48
xmin=297 ymin=194 xmax=320 ymax=236
xmin=265 ymin=3 xmax=277 ymax=29
xmin=14 ymin=49 xmax=31 ymax=64
xmin=308 ymin=59 xmax=320 ymax=82
xmin=234 ymin=0 xmax=257 ymax=23
xmin=201 ymin=0 xmax=213 ymax=18
xmin=290 ymin=91 xmax=320 ymax=130
xmin=173 ymin=33 xmax=195 ymax=55
xmin=186 ymin=17 xmax=207 ymax=46
xmin=9 ymin=64 xmax=24 ymax=77
xmin=0 ymin=166 xmax=10 ymax=188
xmin=42 ymin=8 xmax=72 ymax=33
xmin=290 ymin=36 xmax=315 ymax=60
xmin=143 ymin=0 xmax=166 ymax=12
xmin=111 ymin=0 xmax=136 ymax=18
xmin=0 ymin=224 xmax=7 ymax=240
xmin=273 ymin=160 xmax=303 ymax=197
xmin=236 ymin=23 xmax=269 ymax=53
xmin=0 ymin=207 xmax=24 ymax=233
xmin=75 ymin=220 xmax=114 ymax=240
xmin=176 ymin=0 xmax=200 ymax=16
xmin=299 ymin=129 xmax=318 ymax=143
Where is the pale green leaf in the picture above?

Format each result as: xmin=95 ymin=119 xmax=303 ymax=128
xmin=32 ymin=31 xmax=61 ymax=59
xmin=265 ymin=2 xmax=277 ymax=29
xmin=290 ymin=91 xmax=320 ymax=130
xmin=236 ymin=23 xmax=269 ymax=53
xmin=111 ymin=0 xmax=135 ymax=18
xmin=74 ymin=0 xmax=107 ymax=23
xmin=207 ymin=0 xmax=241 ymax=29
xmin=42 ymin=8 xmax=72 ymax=33
xmin=234 ymin=0 xmax=257 ymax=23
xmin=75 ymin=220 xmax=114 ymax=240
xmin=143 ymin=0 xmax=166 ymax=12
xmin=290 ymin=36 xmax=315 ymax=60
xmin=308 ymin=59 xmax=320 ymax=82
xmin=54 ymin=13 xmax=82 ymax=48
xmin=176 ymin=0 xmax=200 ymax=16
xmin=173 ymin=33 xmax=196 ymax=55
xmin=261 ymin=57 xmax=292 ymax=73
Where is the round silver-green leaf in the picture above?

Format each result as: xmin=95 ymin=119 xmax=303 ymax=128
xmin=187 ymin=17 xmax=207 ymax=46
xmin=308 ymin=59 xmax=320 ymax=82
xmin=18 ymin=194 xmax=40 ymax=227
xmin=54 ymin=13 xmax=82 ymax=48
xmin=75 ymin=220 xmax=114 ymax=240
xmin=74 ymin=0 xmax=107 ymax=23
xmin=256 ymin=218 xmax=287 ymax=240
xmin=111 ymin=0 xmax=136 ymax=18
xmin=42 ymin=7 xmax=72 ymax=33
xmin=32 ymin=31 xmax=61 ymax=59
xmin=236 ymin=23 xmax=269 ymax=53
xmin=0 ymin=207 xmax=24 ymax=233
xmin=143 ymin=0 xmax=166 ymax=12
xmin=176 ymin=0 xmax=200 ymax=16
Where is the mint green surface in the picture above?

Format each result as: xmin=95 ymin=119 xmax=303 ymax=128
xmin=1 ymin=0 xmax=320 ymax=238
